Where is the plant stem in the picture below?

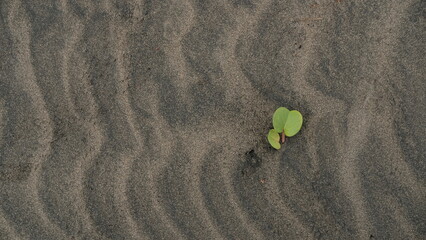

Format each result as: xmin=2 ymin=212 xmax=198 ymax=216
xmin=281 ymin=131 xmax=285 ymax=144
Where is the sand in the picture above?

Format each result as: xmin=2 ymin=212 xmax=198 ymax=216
xmin=0 ymin=0 xmax=425 ymax=239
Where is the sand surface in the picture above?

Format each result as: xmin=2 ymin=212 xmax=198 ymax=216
xmin=0 ymin=0 xmax=425 ymax=239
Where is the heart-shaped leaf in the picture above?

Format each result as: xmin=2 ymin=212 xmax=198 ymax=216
xmin=284 ymin=110 xmax=303 ymax=137
xmin=267 ymin=129 xmax=281 ymax=149
xmin=272 ymin=107 xmax=289 ymax=133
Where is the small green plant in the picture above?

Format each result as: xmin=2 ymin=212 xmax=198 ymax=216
xmin=267 ymin=107 xmax=303 ymax=150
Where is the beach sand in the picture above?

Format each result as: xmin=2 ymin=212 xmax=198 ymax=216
xmin=0 ymin=0 xmax=425 ymax=239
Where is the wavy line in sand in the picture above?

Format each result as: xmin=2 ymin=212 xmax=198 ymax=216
xmin=168 ymin=108 xmax=282 ymax=239
xmin=162 ymin=1 xmax=227 ymax=238
xmin=111 ymin=8 xmax=188 ymax=233
xmin=366 ymin=0 xmax=425 ymax=199
xmin=301 ymin=1 xmax=419 ymax=238
xmin=266 ymin=158 xmax=318 ymax=239
xmin=20 ymin=3 xmax=98 ymax=237
xmin=0 ymin=99 xmax=5 ymax=148
xmin=218 ymin=150 xmax=268 ymax=240
xmin=107 ymin=1 xmax=204 ymax=239
xmin=294 ymin=7 xmax=372 ymax=240
xmin=73 ymin=3 xmax=149 ymax=238
xmin=375 ymin=120 xmax=426 ymax=197
xmin=165 ymin=134 xmax=226 ymax=239
xmin=2 ymin=0 xmax=66 ymax=238
xmin=286 ymin=2 xmax=346 ymax=172
xmin=278 ymin=1 xmax=376 ymax=238
xmin=214 ymin=0 xmax=270 ymax=104
xmin=214 ymin=0 xmax=315 ymax=238
xmin=383 ymin=195 xmax=420 ymax=239
xmin=252 ymin=1 xmax=375 ymax=238
xmin=163 ymin=0 xmax=275 ymax=238
xmin=58 ymin=0 xmax=81 ymax=118
xmin=162 ymin=0 xmax=196 ymax=108
xmin=343 ymin=1 xmax=423 ymax=238
xmin=361 ymin=2 xmax=425 ymax=234
xmin=206 ymin=1 xmax=272 ymax=239
xmin=140 ymin=82 xmax=187 ymax=240
xmin=0 ymin=208 xmax=22 ymax=240
xmin=103 ymin=0 xmax=149 ymax=238
xmin=123 ymin=14 xmax=189 ymax=236
xmin=35 ymin=1 xmax=106 ymax=239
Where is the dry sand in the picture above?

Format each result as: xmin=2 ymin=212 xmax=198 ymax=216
xmin=0 ymin=0 xmax=425 ymax=239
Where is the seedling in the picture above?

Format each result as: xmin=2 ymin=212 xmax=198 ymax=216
xmin=267 ymin=107 xmax=303 ymax=150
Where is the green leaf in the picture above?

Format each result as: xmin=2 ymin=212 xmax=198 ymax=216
xmin=284 ymin=110 xmax=303 ymax=137
xmin=267 ymin=129 xmax=281 ymax=150
xmin=272 ymin=107 xmax=289 ymax=133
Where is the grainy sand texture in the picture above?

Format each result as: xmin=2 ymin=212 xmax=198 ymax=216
xmin=0 ymin=0 xmax=425 ymax=239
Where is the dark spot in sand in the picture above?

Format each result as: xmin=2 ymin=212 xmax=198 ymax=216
xmin=241 ymin=150 xmax=262 ymax=176
xmin=0 ymin=163 xmax=33 ymax=181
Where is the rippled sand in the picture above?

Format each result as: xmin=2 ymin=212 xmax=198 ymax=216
xmin=0 ymin=0 xmax=425 ymax=239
